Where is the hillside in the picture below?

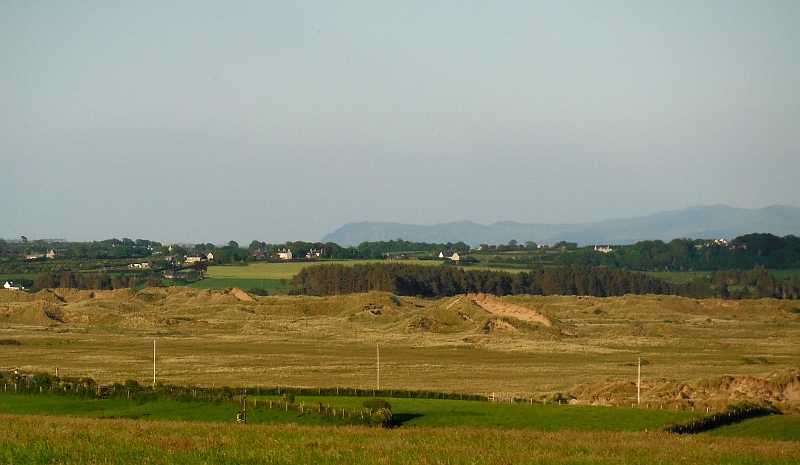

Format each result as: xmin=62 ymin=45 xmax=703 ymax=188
xmin=1 ymin=287 xmax=799 ymax=411
xmin=322 ymin=205 xmax=800 ymax=246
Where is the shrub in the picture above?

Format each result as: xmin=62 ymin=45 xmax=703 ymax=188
xmin=363 ymin=398 xmax=392 ymax=413
xmin=247 ymin=287 xmax=269 ymax=296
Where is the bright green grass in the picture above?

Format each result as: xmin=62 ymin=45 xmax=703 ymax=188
xmin=267 ymin=395 xmax=696 ymax=431
xmin=0 ymin=394 xmax=338 ymax=426
xmin=708 ymin=415 xmax=800 ymax=441
xmin=0 ymin=393 xmax=696 ymax=432
xmin=203 ymin=260 xmax=448 ymax=281
xmin=3 ymin=415 xmax=799 ymax=465
xmin=205 ymin=262 xmax=311 ymax=280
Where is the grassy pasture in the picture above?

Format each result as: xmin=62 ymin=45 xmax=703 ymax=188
xmin=204 ymin=262 xmax=312 ymax=280
xmin=271 ymin=395 xmax=697 ymax=431
xmin=1 ymin=414 xmax=799 ymax=464
xmin=0 ymin=394 xmax=339 ymax=426
xmin=201 ymin=260 xmax=448 ymax=280
xmin=0 ymin=392 xmax=695 ymax=431
xmin=709 ymin=415 xmax=800 ymax=441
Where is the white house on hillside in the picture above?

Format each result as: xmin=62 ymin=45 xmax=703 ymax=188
xmin=306 ymin=248 xmax=322 ymax=259
xmin=439 ymin=251 xmax=460 ymax=261
xmin=4 ymin=281 xmax=24 ymax=290
xmin=184 ymin=254 xmax=205 ymax=265
xmin=277 ymin=248 xmax=292 ymax=260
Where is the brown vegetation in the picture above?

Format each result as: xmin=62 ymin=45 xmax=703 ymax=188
xmin=1 ymin=288 xmax=799 ymax=412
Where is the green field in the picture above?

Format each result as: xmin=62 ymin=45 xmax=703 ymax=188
xmin=189 ymin=261 xmax=449 ymax=293
xmin=2 ymin=413 xmax=799 ymax=464
xmin=187 ymin=262 xmax=354 ymax=294
xmin=0 ymin=392 xmax=697 ymax=431
xmin=710 ymin=415 xmax=800 ymax=441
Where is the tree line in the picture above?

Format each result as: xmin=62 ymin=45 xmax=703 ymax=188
xmin=32 ymin=272 xmax=162 ymax=291
xmin=557 ymin=234 xmax=800 ymax=271
xmin=290 ymin=263 xmax=800 ymax=300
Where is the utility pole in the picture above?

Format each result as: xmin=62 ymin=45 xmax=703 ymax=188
xmin=153 ymin=339 xmax=157 ymax=387
xmin=242 ymin=390 xmax=247 ymax=425
xmin=637 ymin=357 xmax=641 ymax=406
xmin=377 ymin=344 xmax=380 ymax=390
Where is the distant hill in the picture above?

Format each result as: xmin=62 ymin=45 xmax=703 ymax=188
xmin=321 ymin=205 xmax=800 ymax=247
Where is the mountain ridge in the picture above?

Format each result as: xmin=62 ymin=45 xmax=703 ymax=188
xmin=321 ymin=205 xmax=800 ymax=247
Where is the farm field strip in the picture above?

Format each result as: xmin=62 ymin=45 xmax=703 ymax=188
xmin=1 ymin=413 xmax=799 ymax=464
xmin=0 ymin=393 xmax=696 ymax=431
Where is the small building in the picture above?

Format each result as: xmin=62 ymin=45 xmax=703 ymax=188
xmin=3 ymin=281 xmax=24 ymax=290
xmin=439 ymin=251 xmax=460 ymax=262
xmin=277 ymin=248 xmax=292 ymax=260
xmin=184 ymin=254 xmax=205 ymax=265
xmin=206 ymin=252 xmax=214 ymax=261
xmin=128 ymin=262 xmax=152 ymax=270
xmin=46 ymin=249 xmax=56 ymax=259
xmin=594 ymin=245 xmax=613 ymax=253
xmin=306 ymin=248 xmax=322 ymax=259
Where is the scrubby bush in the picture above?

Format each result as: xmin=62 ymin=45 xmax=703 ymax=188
xmin=363 ymin=398 xmax=391 ymax=413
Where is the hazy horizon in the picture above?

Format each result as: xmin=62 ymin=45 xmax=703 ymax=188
xmin=2 ymin=203 xmax=796 ymax=246
xmin=3 ymin=3 xmax=798 ymax=245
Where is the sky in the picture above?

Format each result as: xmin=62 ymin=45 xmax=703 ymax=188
xmin=2 ymin=1 xmax=799 ymax=245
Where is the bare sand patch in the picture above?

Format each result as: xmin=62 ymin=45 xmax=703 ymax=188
xmin=228 ymin=288 xmax=255 ymax=302
xmin=468 ymin=293 xmax=552 ymax=326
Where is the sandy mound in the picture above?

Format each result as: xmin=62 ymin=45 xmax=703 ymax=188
xmin=228 ymin=288 xmax=255 ymax=302
xmin=468 ymin=293 xmax=552 ymax=327
xmin=569 ymin=371 xmax=800 ymax=409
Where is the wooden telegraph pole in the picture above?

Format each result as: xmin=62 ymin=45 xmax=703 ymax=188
xmin=637 ymin=357 xmax=641 ymax=406
xmin=153 ymin=339 xmax=157 ymax=387
xmin=377 ymin=344 xmax=380 ymax=390
xmin=242 ymin=390 xmax=247 ymax=425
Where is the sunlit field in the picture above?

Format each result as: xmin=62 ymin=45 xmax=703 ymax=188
xmin=2 ymin=287 xmax=800 ymax=462
xmin=1 ymin=414 xmax=799 ymax=464
xmin=1 ymin=288 xmax=799 ymax=404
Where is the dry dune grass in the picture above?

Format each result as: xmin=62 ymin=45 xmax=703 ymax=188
xmin=1 ymin=288 xmax=799 ymax=411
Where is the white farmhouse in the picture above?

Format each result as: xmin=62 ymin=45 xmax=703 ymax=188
xmin=277 ymin=248 xmax=293 ymax=260
xmin=439 ymin=251 xmax=460 ymax=262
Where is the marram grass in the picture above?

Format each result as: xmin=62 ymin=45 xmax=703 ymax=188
xmin=1 ymin=414 xmax=799 ymax=465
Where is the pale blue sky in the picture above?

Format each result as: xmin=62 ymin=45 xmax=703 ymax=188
xmin=2 ymin=1 xmax=798 ymax=244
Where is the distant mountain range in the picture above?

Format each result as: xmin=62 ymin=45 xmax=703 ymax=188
xmin=321 ymin=205 xmax=800 ymax=247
